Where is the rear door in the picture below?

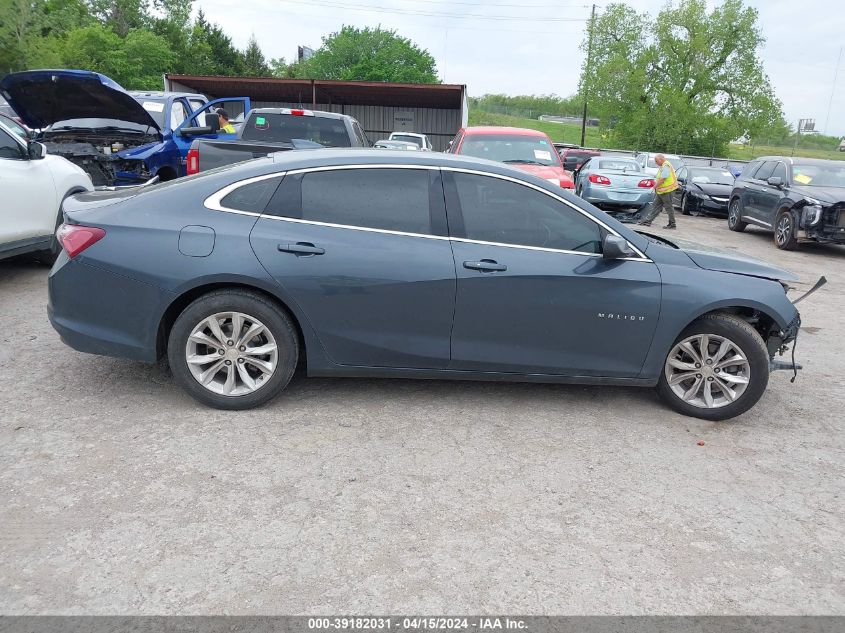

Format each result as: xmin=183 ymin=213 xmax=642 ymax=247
xmin=248 ymin=166 xmax=456 ymax=369
xmin=444 ymin=169 xmax=661 ymax=377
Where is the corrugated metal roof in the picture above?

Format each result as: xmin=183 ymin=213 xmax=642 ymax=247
xmin=165 ymin=75 xmax=465 ymax=109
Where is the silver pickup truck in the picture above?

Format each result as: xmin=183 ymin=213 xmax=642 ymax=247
xmin=187 ymin=107 xmax=371 ymax=174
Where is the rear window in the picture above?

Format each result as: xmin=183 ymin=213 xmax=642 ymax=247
xmin=241 ymin=113 xmax=352 ymax=148
xmin=598 ymin=159 xmax=640 ymax=171
xmin=391 ymin=134 xmax=423 ymax=148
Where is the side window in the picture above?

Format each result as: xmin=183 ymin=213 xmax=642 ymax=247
xmin=0 ymin=128 xmax=24 ymax=160
xmin=451 ymin=172 xmax=602 ymax=254
xmin=170 ymin=100 xmax=189 ymax=130
xmin=270 ymin=168 xmax=433 ymax=235
xmin=741 ymin=160 xmax=761 ymax=180
xmin=677 ymin=167 xmax=687 ymax=181
xmin=189 ymin=99 xmax=206 ymax=127
xmin=219 ymin=176 xmax=283 ymax=213
xmin=771 ymin=162 xmax=787 ymax=182
xmin=753 ymin=161 xmax=776 ymax=181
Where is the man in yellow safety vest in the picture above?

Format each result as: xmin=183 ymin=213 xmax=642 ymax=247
xmin=216 ymin=108 xmax=236 ymax=134
xmin=638 ymin=154 xmax=678 ymax=229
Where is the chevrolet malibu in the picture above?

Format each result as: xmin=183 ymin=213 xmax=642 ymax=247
xmin=48 ymin=150 xmax=803 ymax=420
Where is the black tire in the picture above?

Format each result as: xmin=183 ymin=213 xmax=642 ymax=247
xmin=774 ymin=208 xmax=798 ymax=250
xmin=656 ymin=312 xmax=770 ymax=421
xmin=727 ymin=198 xmax=747 ymax=232
xmin=167 ymin=289 xmax=299 ymax=410
xmin=680 ymin=194 xmax=691 ymax=215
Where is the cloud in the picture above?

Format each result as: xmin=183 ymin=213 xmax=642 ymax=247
xmin=196 ymin=0 xmax=845 ymax=136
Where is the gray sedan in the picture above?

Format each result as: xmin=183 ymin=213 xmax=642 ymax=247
xmin=48 ymin=150 xmax=802 ymax=420
xmin=575 ymin=157 xmax=656 ymax=212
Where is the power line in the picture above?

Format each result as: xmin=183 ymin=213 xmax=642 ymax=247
xmin=277 ymin=0 xmax=590 ymax=22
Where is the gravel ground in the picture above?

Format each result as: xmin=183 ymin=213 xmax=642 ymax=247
xmin=0 ymin=214 xmax=843 ymax=614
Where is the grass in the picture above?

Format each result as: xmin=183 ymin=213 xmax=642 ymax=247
xmin=467 ymin=110 xmax=845 ymax=162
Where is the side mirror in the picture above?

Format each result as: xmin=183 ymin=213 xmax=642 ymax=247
xmin=767 ymin=176 xmax=783 ymax=187
xmin=27 ymin=141 xmax=47 ymax=160
xmin=602 ymin=234 xmax=636 ymax=260
xmin=563 ymin=156 xmax=579 ymax=171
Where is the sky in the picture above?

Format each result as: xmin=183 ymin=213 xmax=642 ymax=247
xmin=197 ymin=0 xmax=845 ymax=137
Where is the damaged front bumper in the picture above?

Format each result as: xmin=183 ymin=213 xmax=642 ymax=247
xmin=44 ymin=141 xmax=151 ymax=187
xmin=797 ymin=202 xmax=845 ymax=244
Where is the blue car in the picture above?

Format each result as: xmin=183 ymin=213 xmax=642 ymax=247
xmin=0 ymin=70 xmax=249 ymax=186
xmin=48 ymin=150 xmax=803 ymax=420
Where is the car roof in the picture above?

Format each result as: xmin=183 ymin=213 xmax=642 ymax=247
xmin=391 ymin=132 xmax=426 ymax=137
xmin=129 ymin=91 xmax=205 ymax=99
xmin=249 ymin=107 xmax=351 ymax=120
xmin=462 ymin=126 xmax=548 ymax=138
xmin=755 ymin=156 xmax=843 ymax=166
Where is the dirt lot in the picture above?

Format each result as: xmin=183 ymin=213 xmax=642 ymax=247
xmin=0 ymin=215 xmax=843 ymax=614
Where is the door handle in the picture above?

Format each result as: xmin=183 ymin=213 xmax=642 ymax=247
xmin=278 ymin=242 xmax=325 ymax=256
xmin=463 ymin=259 xmax=507 ymax=272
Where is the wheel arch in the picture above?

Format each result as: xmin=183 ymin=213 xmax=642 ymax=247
xmin=156 ymin=281 xmax=308 ymax=365
xmin=682 ymin=304 xmax=782 ymax=351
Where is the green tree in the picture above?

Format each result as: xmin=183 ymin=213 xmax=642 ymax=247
xmin=121 ymin=28 xmax=174 ymax=88
xmin=0 ymin=0 xmax=90 ymax=71
xmin=295 ymin=25 xmax=439 ymax=83
xmin=579 ymin=0 xmax=784 ymax=155
xmin=241 ymin=33 xmax=269 ymax=76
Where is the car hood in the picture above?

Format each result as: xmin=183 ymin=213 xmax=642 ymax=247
xmin=0 ymin=70 xmax=160 ymax=130
xmin=787 ymin=184 xmax=845 ymax=205
xmin=689 ymin=182 xmax=733 ymax=196
xmin=511 ymin=163 xmax=574 ymax=186
xmin=641 ymin=233 xmax=799 ymax=281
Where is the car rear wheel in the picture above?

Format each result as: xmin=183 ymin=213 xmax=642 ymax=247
xmin=727 ymin=199 xmax=747 ymax=232
xmin=167 ymin=290 xmax=298 ymax=410
xmin=680 ymin=194 xmax=692 ymax=215
xmin=774 ymin=209 xmax=798 ymax=250
xmin=656 ymin=313 xmax=770 ymax=421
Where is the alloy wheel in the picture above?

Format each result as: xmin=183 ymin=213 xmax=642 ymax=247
xmin=185 ymin=311 xmax=278 ymax=396
xmin=664 ymin=333 xmax=751 ymax=409
xmin=728 ymin=201 xmax=740 ymax=227
xmin=776 ymin=214 xmax=792 ymax=247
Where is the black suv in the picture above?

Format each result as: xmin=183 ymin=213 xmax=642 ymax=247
xmin=727 ymin=156 xmax=845 ymax=249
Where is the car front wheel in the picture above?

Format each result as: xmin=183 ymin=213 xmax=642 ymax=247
xmin=774 ymin=209 xmax=798 ymax=250
xmin=727 ymin=199 xmax=747 ymax=232
xmin=656 ymin=313 xmax=770 ymax=421
xmin=167 ymin=290 xmax=299 ymax=410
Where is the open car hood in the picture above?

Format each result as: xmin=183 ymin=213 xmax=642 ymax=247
xmin=0 ymin=70 xmax=160 ymax=130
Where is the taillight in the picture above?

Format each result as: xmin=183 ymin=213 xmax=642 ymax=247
xmin=589 ymin=174 xmax=611 ymax=185
xmin=186 ymin=148 xmax=199 ymax=175
xmin=638 ymin=178 xmax=655 ymax=188
xmin=289 ymin=109 xmax=306 ymax=116
xmin=56 ymin=224 xmax=105 ymax=258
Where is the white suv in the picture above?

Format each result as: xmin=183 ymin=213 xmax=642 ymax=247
xmin=635 ymin=152 xmax=685 ymax=177
xmin=0 ymin=120 xmax=93 ymax=263
xmin=388 ymin=132 xmax=433 ymax=151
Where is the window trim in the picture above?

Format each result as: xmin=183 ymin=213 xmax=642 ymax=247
xmin=203 ymin=164 xmax=650 ymax=261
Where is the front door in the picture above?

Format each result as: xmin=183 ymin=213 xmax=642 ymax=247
xmin=1 ymin=129 xmax=56 ymax=244
xmin=444 ymin=170 xmax=662 ymax=377
xmin=248 ymin=166 xmax=456 ymax=369
xmin=173 ymin=97 xmax=251 ymax=174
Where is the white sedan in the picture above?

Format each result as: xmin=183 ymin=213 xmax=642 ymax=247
xmin=1 ymin=120 xmax=93 ymax=263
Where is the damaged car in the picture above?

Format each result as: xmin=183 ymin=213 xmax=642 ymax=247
xmin=0 ymin=70 xmax=249 ymax=187
xmin=727 ymin=156 xmax=845 ymax=249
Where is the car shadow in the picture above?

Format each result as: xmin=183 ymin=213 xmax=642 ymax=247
xmin=739 ymin=227 xmax=845 ymax=259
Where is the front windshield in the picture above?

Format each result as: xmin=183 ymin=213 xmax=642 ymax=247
xmin=792 ymin=163 xmax=845 ymax=187
xmin=689 ymin=169 xmax=734 ymax=185
xmin=50 ymin=118 xmax=157 ymax=134
xmin=133 ymin=98 xmax=167 ymax=128
xmin=460 ymin=134 xmax=561 ymax=167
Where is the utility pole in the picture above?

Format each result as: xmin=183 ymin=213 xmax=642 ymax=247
xmin=580 ymin=3 xmax=597 ymax=147
xmin=823 ymin=47 xmax=842 ymax=135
